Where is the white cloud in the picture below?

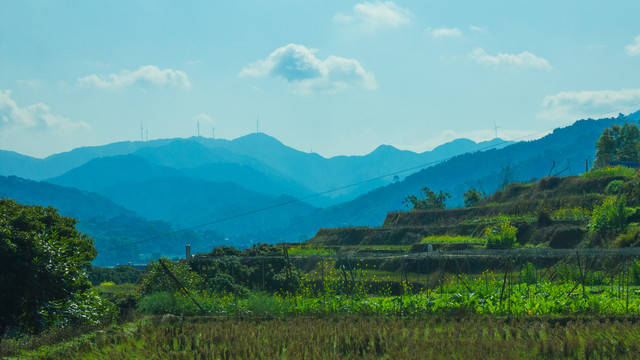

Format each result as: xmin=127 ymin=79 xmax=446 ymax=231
xmin=195 ymin=113 xmax=214 ymax=125
xmin=77 ymin=65 xmax=191 ymax=89
xmin=469 ymin=25 xmax=487 ymax=33
xmin=539 ymin=88 xmax=640 ymax=121
xmin=240 ymin=44 xmax=377 ymax=94
xmin=334 ymin=1 xmax=410 ymax=31
xmin=428 ymin=27 xmax=462 ymax=38
xmin=0 ymin=89 xmax=89 ymax=132
xmin=469 ymin=48 xmax=552 ymax=70
xmin=625 ymin=35 xmax=640 ymax=56
xmin=16 ymin=79 xmax=44 ymax=89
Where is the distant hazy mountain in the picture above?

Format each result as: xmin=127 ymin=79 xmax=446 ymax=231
xmin=47 ymin=155 xmax=182 ymax=192
xmin=0 ymin=175 xmax=224 ymax=265
xmin=96 ymin=176 xmax=316 ymax=237
xmin=0 ymin=175 xmax=133 ymax=220
xmin=1 ymin=132 xmax=510 ymax=208
xmin=0 ymin=139 xmax=175 ymax=180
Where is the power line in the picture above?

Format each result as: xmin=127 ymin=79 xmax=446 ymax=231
xmin=100 ymin=104 xmax=640 ymax=254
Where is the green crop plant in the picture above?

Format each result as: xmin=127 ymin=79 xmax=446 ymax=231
xmin=421 ymin=235 xmax=480 ymax=244
xmin=484 ymin=221 xmax=518 ymax=249
xmin=581 ymin=165 xmax=636 ymax=178
xmin=588 ymin=196 xmax=631 ymax=236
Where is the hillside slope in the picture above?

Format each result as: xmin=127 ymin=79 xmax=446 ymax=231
xmin=294 ymin=114 xmax=640 ymax=231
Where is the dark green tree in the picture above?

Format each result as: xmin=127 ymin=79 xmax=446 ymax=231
xmin=594 ymin=122 xmax=640 ymax=168
xmin=0 ymin=199 xmax=112 ymax=340
xmin=619 ymin=122 xmax=640 ymax=161
xmin=463 ymin=188 xmax=483 ymax=207
xmin=403 ymin=187 xmax=451 ymax=210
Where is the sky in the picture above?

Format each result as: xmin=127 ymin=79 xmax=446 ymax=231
xmin=1 ymin=1 xmax=640 ymax=158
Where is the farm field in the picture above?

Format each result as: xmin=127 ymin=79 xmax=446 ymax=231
xmin=4 ymin=316 xmax=640 ymax=359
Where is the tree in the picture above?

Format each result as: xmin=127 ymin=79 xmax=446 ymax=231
xmin=594 ymin=122 xmax=640 ymax=168
xmin=0 ymin=199 xmax=111 ymax=340
xmin=403 ymin=187 xmax=450 ymax=210
xmin=463 ymin=188 xmax=483 ymax=207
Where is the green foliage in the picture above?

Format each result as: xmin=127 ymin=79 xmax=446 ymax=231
xmin=484 ymin=221 xmax=518 ymax=249
xmin=550 ymin=206 xmax=591 ymax=221
xmin=605 ymin=179 xmax=625 ymax=195
xmin=620 ymin=170 xmax=640 ymax=206
xmin=420 ymin=235 xmax=480 ymax=244
xmin=588 ymin=196 xmax=631 ymax=236
xmin=613 ymin=225 xmax=640 ymax=247
xmin=0 ymin=198 xmax=110 ymax=337
xmin=463 ymin=188 xmax=483 ymax=207
xmin=88 ymin=265 xmax=146 ymax=286
xmin=593 ymin=122 xmax=640 ymax=168
xmin=403 ymin=187 xmax=450 ymax=210
xmin=140 ymin=258 xmax=203 ymax=295
xmin=520 ymin=262 xmax=538 ymax=285
xmin=190 ymin=243 xmax=302 ymax=295
xmin=581 ymin=165 xmax=636 ymax=178
xmin=287 ymin=246 xmax=336 ymax=256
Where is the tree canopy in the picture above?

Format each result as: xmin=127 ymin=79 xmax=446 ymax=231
xmin=404 ymin=187 xmax=451 ymax=210
xmin=594 ymin=122 xmax=640 ymax=168
xmin=0 ymin=198 xmax=113 ymax=339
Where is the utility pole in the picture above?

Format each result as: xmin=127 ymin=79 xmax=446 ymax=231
xmin=140 ymin=122 xmax=143 ymax=141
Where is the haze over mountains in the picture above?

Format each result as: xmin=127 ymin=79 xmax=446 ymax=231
xmin=1 ymin=112 xmax=638 ymax=265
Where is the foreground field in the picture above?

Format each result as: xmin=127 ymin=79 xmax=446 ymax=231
xmin=4 ymin=316 xmax=640 ymax=359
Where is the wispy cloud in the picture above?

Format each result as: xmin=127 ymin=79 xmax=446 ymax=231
xmin=538 ymin=88 xmax=640 ymax=121
xmin=427 ymin=26 xmax=461 ymax=38
xmin=77 ymin=65 xmax=191 ymax=90
xmin=469 ymin=25 xmax=488 ymax=33
xmin=333 ymin=1 xmax=410 ymax=31
xmin=469 ymin=48 xmax=552 ymax=70
xmin=195 ymin=113 xmax=214 ymax=125
xmin=625 ymin=35 xmax=640 ymax=56
xmin=17 ymin=79 xmax=44 ymax=89
xmin=240 ymin=44 xmax=376 ymax=95
xmin=0 ymin=89 xmax=88 ymax=132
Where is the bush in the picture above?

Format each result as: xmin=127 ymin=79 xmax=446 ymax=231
xmin=613 ymin=225 xmax=640 ymax=248
xmin=140 ymin=258 xmax=203 ymax=295
xmin=605 ymin=179 xmax=625 ymax=195
xmin=588 ymin=196 xmax=631 ymax=236
xmin=484 ymin=221 xmax=517 ymax=249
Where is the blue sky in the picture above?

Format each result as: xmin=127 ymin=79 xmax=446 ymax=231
xmin=1 ymin=1 xmax=640 ymax=158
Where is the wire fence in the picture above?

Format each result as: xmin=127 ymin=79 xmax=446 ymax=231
xmin=186 ymin=248 xmax=640 ymax=299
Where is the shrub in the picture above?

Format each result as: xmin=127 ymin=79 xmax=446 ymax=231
xmin=613 ymin=225 xmax=640 ymax=248
xmin=605 ymin=179 xmax=625 ymax=195
xmin=588 ymin=196 xmax=631 ymax=236
xmin=140 ymin=258 xmax=203 ymax=295
xmin=484 ymin=221 xmax=517 ymax=249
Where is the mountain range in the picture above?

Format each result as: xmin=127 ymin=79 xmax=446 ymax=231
xmin=1 ymin=112 xmax=638 ymax=265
